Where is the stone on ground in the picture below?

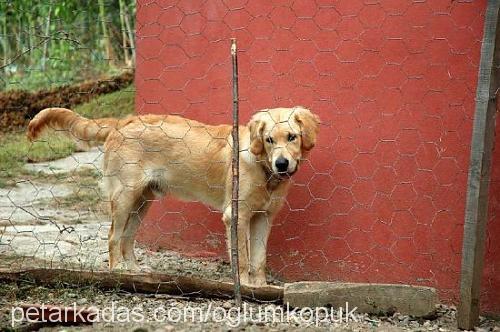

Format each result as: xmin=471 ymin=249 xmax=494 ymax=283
xmin=284 ymin=281 xmax=437 ymax=317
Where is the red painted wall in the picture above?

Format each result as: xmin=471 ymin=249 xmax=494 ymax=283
xmin=135 ymin=0 xmax=500 ymax=314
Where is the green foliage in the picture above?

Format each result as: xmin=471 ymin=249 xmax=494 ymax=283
xmin=0 ymin=85 xmax=134 ymax=187
xmin=0 ymin=0 xmax=136 ymax=91
xmin=75 ymin=84 xmax=135 ymax=118
xmin=0 ymin=132 xmax=75 ymax=187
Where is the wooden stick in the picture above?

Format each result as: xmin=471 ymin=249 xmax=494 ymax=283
xmin=458 ymin=1 xmax=499 ymax=329
xmin=0 ymin=268 xmax=283 ymax=302
xmin=230 ymin=38 xmax=242 ymax=307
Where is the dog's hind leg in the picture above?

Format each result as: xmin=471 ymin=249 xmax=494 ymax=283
xmin=108 ymin=186 xmax=144 ymax=271
xmin=120 ymin=188 xmax=155 ymax=272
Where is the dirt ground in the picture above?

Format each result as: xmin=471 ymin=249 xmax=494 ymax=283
xmin=1 ymin=282 xmax=498 ymax=332
xmin=0 ymin=149 xmax=499 ymax=331
xmin=0 ymin=71 xmax=134 ymax=132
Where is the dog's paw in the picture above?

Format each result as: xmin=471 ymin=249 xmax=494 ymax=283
xmin=247 ymin=281 xmax=268 ymax=288
xmin=125 ymin=261 xmax=153 ymax=274
xmin=109 ymin=261 xmax=128 ymax=272
xmin=244 ymin=276 xmax=268 ymax=288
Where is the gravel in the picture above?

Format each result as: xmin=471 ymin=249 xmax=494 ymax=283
xmin=0 ymin=281 xmax=499 ymax=331
xmin=1 ymin=147 xmax=499 ymax=331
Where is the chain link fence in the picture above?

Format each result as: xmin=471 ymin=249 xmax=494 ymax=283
xmin=1 ymin=0 xmax=499 ymax=330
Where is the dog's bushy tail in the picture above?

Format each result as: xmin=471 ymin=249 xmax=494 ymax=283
xmin=27 ymin=107 xmax=133 ymax=149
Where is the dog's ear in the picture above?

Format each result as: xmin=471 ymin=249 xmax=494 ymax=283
xmin=294 ymin=107 xmax=320 ymax=151
xmin=248 ymin=113 xmax=266 ymax=156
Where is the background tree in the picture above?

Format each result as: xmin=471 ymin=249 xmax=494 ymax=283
xmin=0 ymin=0 xmax=136 ymax=91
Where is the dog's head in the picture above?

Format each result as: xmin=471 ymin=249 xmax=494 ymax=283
xmin=248 ymin=106 xmax=320 ymax=177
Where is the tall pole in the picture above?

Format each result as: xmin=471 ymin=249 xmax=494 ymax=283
xmin=230 ymin=38 xmax=242 ymax=306
xmin=458 ymin=1 xmax=499 ymax=329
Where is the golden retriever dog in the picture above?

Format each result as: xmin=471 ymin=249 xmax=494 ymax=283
xmin=27 ymin=106 xmax=320 ymax=286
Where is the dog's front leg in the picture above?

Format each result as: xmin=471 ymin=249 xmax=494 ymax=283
xmin=249 ymin=212 xmax=273 ymax=286
xmin=223 ymin=207 xmax=252 ymax=286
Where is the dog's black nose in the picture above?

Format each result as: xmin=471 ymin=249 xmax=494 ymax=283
xmin=275 ymin=157 xmax=289 ymax=173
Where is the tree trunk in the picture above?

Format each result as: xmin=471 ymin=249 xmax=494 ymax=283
xmin=41 ymin=4 xmax=52 ymax=70
xmin=27 ymin=12 xmax=34 ymax=66
xmin=98 ymin=0 xmax=115 ymax=66
xmin=123 ymin=0 xmax=135 ymax=66
xmin=17 ymin=14 xmax=22 ymax=58
xmin=2 ymin=10 xmax=8 ymax=75
xmin=118 ymin=0 xmax=130 ymax=66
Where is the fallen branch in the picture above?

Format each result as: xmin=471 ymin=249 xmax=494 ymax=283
xmin=1 ymin=268 xmax=441 ymax=317
xmin=0 ymin=268 xmax=283 ymax=303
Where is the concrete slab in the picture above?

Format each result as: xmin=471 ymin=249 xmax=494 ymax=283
xmin=284 ymin=281 xmax=438 ymax=317
xmin=24 ymin=147 xmax=104 ymax=174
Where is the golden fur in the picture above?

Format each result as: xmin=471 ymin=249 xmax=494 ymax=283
xmin=28 ymin=108 xmax=138 ymax=151
xmin=27 ymin=106 xmax=320 ymax=286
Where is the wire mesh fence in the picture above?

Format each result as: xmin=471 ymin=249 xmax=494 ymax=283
xmin=1 ymin=0 xmax=500 ymax=330
xmin=133 ymin=0 xmax=489 ymax=305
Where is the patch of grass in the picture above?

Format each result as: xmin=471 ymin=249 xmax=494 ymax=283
xmin=0 ymin=278 xmax=107 ymax=308
xmin=0 ymin=85 xmax=134 ymax=187
xmin=35 ymin=168 xmax=105 ymax=211
xmin=55 ymin=187 xmax=103 ymax=210
xmin=74 ymin=84 xmax=135 ymax=118
xmin=0 ymin=132 xmax=75 ymax=187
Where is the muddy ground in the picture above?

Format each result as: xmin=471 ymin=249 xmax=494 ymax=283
xmin=0 ymin=149 xmax=499 ymax=331
xmin=0 ymin=71 xmax=133 ymax=132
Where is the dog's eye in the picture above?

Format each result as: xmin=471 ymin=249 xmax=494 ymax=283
xmin=265 ymin=137 xmax=274 ymax=144
xmin=288 ymin=134 xmax=297 ymax=142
